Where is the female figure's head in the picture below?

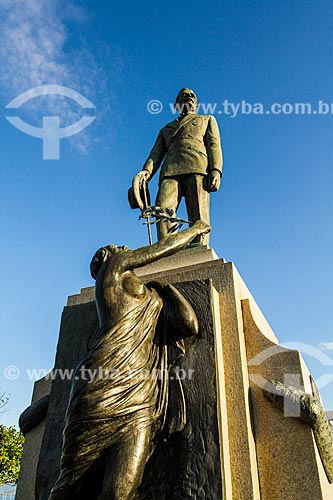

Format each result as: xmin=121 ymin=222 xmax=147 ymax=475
xmin=90 ymin=245 xmax=129 ymax=279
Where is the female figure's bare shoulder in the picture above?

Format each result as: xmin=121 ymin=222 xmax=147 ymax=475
xmin=122 ymin=270 xmax=146 ymax=299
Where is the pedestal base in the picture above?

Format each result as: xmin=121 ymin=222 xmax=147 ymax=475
xmin=16 ymin=248 xmax=333 ymax=500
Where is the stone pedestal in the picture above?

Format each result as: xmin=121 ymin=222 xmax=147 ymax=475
xmin=15 ymin=377 xmax=51 ymax=500
xmin=16 ymin=247 xmax=333 ymax=499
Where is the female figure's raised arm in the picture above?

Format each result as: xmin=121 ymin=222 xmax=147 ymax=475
xmin=115 ymin=220 xmax=210 ymax=273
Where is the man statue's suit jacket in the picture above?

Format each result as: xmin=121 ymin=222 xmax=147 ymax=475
xmin=143 ymin=113 xmax=223 ymax=181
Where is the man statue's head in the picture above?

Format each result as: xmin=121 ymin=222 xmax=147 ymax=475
xmin=90 ymin=245 xmax=129 ymax=280
xmin=175 ymin=88 xmax=198 ymax=115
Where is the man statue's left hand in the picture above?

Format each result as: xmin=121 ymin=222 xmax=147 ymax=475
xmin=207 ymin=171 xmax=221 ymax=192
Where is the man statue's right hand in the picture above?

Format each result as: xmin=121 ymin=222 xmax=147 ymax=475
xmin=135 ymin=170 xmax=150 ymax=187
xmin=131 ymin=171 xmax=151 ymax=211
xmin=194 ymin=220 xmax=211 ymax=235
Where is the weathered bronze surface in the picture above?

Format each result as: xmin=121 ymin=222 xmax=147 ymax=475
xmin=264 ymin=380 xmax=333 ymax=483
xmin=48 ymin=221 xmax=210 ymax=500
xmin=132 ymin=88 xmax=223 ymax=244
xmin=19 ymin=395 xmax=49 ymax=436
xmin=138 ymin=279 xmax=223 ymax=500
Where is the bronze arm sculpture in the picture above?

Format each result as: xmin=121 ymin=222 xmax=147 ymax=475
xmin=49 ymin=220 xmax=210 ymax=500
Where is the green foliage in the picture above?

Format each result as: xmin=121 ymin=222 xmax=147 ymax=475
xmin=0 ymin=425 xmax=24 ymax=485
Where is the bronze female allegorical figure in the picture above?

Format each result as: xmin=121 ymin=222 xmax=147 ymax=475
xmin=49 ymin=220 xmax=210 ymax=500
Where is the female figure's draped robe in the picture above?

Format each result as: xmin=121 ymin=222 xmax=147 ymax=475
xmin=51 ymin=286 xmax=179 ymax=494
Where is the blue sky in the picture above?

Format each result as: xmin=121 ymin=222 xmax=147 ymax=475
xmin=0 ymin=0 xmax=333 ymax=427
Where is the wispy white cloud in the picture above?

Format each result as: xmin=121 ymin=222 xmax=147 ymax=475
xmin=0 ymin=0 xmax=123 ymax=155
xmin=319 ymin=342 xmax=333 ymax=351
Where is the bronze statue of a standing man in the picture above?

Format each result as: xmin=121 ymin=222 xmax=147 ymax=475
xmin=134 ymin=88 xmax=223 ymax=244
